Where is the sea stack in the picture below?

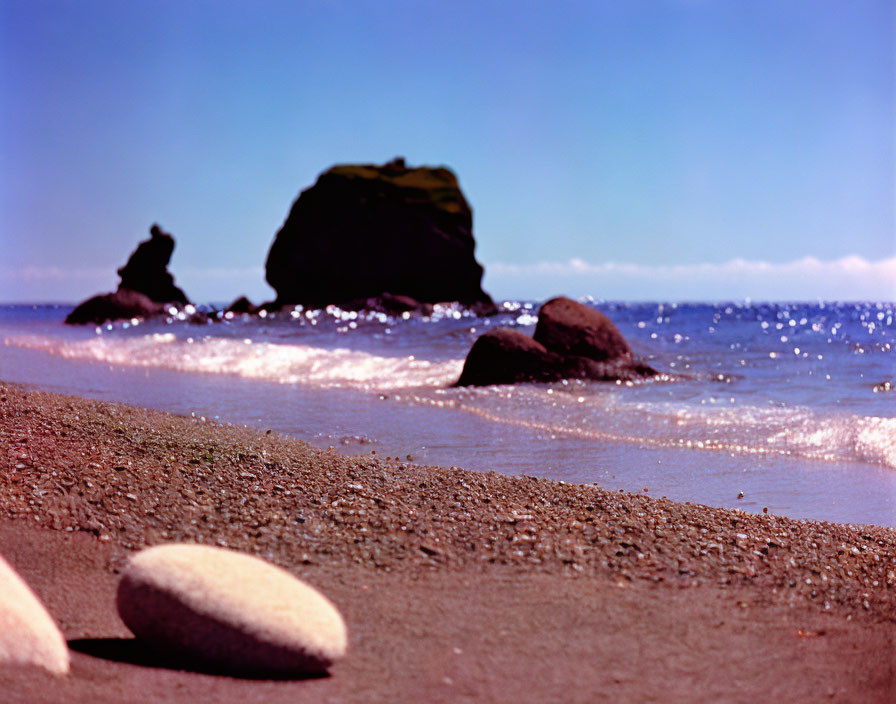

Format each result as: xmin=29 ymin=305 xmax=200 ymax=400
xmin=115 ymin=224 xmax=189 ymax=305
xmin=65 ymin=224 xmax=190 ymax=325
xmin=264 ymin=158 xmax=494 ymax=312
xmin=456 ymin=296 xmax=656 ymax=386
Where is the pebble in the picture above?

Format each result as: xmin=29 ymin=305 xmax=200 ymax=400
xmin=116 ymin=544 xmax=347 ymax=675
xmin=3 ymin=383 xmax=895 ymax=624
xmin=0 ymin=556 xmax=69 ymax=675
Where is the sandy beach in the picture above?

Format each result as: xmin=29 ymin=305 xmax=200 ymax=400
xmin=1 ymin=381 xmax=894 ymax=703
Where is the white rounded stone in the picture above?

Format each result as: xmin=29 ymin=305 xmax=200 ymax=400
xmin=0 ymin=555 xmax=69 ymax=675
xmin=116 ymin=544 xmax=347 ymax=675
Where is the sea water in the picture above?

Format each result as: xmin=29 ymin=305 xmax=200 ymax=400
xmin=1 ymin=300 xmax=894 ymax=527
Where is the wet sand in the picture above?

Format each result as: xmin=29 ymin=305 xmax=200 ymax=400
xmin=1 ymin=382 xmax=894 ymax=702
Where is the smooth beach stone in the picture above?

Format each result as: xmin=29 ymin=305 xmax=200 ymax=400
xmin=116 ymin=544 xmax=347 ymax=675
xmin=0 ymin=555 xmax=69 ymax=675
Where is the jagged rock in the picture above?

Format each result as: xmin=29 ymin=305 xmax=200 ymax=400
xmin=265 ymin=158 xmax=494 ymax=310
xmin=533 ymin=296 xmax=632 ymax=361
xmin=66 ymin=224 xmax=190 ymax=325
xmin=455 ymin=298 xmax=657 ymax=387
xmin=116 ymin=544 xmax=348 ymax=676
xmin=0 ymin=556 xmax=69 ymax=675
xmin=117 ymin=225 xmax=189 ymax=305
xmin=64 ymin=288 xmax=165 ymax=325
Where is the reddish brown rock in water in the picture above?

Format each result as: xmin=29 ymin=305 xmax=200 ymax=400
xmin=534 ymin=296 xmax=631 ymax=362
xmin=264 ymin=158 xmax=494 ymax=311
xmin=66 ymin=224 xmax=190 ymax=325
xmin=455 ymin=298 xmax=657 ymax=387
xmin=455 ymin=328 xmax=564 ymax=387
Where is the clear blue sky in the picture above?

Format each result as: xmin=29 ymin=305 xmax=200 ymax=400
xmin=1 ymin=0 xmax=893 ymax=303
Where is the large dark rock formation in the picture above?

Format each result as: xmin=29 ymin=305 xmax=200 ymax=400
xmin=264 ymin=158 xmax=494 ymax=310
xmin=65 ymin=224 xmax=190 ymax=325
xmin=455 ymin=297 xmax=656 ymax=386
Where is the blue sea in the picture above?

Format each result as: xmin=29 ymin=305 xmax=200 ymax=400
xmin=1 ymin=299 xmax=894 ymax=527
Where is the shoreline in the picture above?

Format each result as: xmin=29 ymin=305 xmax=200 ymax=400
xmin=1 ymin=381 xmax=894 ymax=701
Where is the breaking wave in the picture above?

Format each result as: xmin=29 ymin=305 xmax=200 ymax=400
xmin=6 ymin=330 xmax=893 ymax=470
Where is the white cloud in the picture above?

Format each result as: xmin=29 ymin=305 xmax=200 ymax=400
xmin=0 ymin=265 xmax=271 ymax=304
xmin=1 ymin=265 xmax=113 ymax=282
xmin=2 ymin=257 xmax=893 ymax=304
xmin=484 ymin=255 xmax=896 ymax=301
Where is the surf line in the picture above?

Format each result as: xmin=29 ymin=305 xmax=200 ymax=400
xmin=391 ymin=392 xmax=850 ymax=463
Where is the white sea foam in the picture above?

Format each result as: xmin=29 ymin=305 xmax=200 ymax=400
xmin=854 ymin=417 xmax=896 ymax=469
xmin=6 ymin=329 xmax=894 ymax=470
xmin=6 ymin=333 xmax=463 ymax=391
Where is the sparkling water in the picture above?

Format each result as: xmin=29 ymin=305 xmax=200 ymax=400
xmin=2 ymin=299 xmax=893 ymax=526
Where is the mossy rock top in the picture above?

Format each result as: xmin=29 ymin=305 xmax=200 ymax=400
xmin=323 ymin=160 xmax=470 ymax=218
xmin=264 ymin=157 xmax=491 ymax=308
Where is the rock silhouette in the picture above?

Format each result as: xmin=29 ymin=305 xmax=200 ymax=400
xmin=66 ymin=224 xmax=189 ymax=325
xmin=265 ymin=158 xmax=494 ymax=311
xmin=116 ymin=224 xmax=189 ymax=305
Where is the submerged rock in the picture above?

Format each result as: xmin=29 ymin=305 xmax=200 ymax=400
xmin=66 ymin=224 xmax=190 ymax=325
xmin=456 ymin=297 xmax=656 ymax=386
xmin=265 ymin=157 xmax=494 ymax=311
xmin=116 ymin=544 xmax=347 ymax=676
xmin=0 ymin=556 xmax=69 ymax=675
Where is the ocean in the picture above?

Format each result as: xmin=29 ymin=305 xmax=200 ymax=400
xmin=1 ymin=300 xmax=894 ymax=527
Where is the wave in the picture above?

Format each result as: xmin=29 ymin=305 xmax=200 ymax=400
xmin=399 ymin=385 xmax=896 ymax=470
xmin=6 ymin=330 xmax=894 ymax=470
xmin=5 ymin=332 xmax=463 ymax=391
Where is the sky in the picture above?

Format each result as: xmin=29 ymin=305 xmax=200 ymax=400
xmin=1 ymin=0 xmax=893 ymax=303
